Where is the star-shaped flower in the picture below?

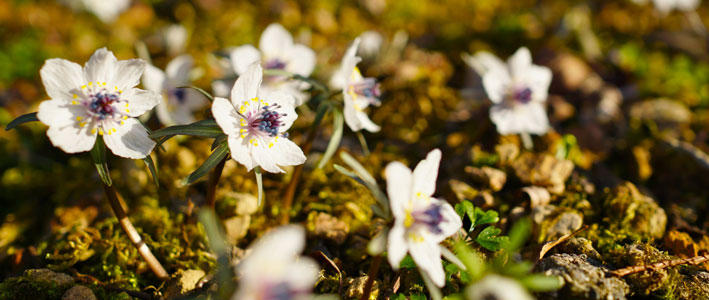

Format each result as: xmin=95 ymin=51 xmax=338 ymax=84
xmin=464 ymin=47 xmax=552 ymax=135
xmin=37 ymin=48 xmax=161 ymax=159
xmin=230 ymin=23 xmax=316 ymax=106
xmin=330 ymin=38 xmax=382 ymax=133
xmin=386 ymin=149 xmax=462 ymax=287
xmin=142 ymin=55 xmax=207 ymax=126
xmin=233 ymin=225 xmax=319 ymax=300
xmin=212 ymin=63 xmax=306 ymax=173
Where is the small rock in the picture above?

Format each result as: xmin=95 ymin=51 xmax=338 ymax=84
xmin=449 ymin=179 xmax=494 ymax=208
xmin=307 ymin=212 xmax=350 ymax=245
xmin=620 ymin=244 xmax=671 ymax=295
xmin=549 ymin=53 xmax=592 ymax=91
xmin=602 ymin=182 xmax=667 ymax=240
xmin=511 ymin=153 xmax=574 ymax=194
xmin=664 ymin=230 xmax=699 ymax=258
xmin=537 ymin=254 xmax=629 ymax=300
xmin=25 ymin=268 xmax=74 ymax=286
xmin=465 ymin=166 xmax=507 ymax=191
xmin=557 ymin=237 xmax=602 ymax=261
xmin=629 ymin=98 xmax=691 ymax=126
xmin=496 ymin=143 xmax=520 ymax=166
xmin=675 ymin=271 xmax=709 ymax=299
xmin=522 ymin=186 xmax=551 ymax=208
xmin=223 ymin=215 xmax=251 ymax=243
xmin=164 ymin=269 xmax=206 ymax=298
xmin=62 ymin=285 xmax=96 ymax=300
xmin=532 ymin=205 xmax=583 ymax=243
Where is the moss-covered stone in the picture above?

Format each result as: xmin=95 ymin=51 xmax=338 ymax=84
xmin=601 ymin=182 xmax=666 ymax=240
xmin=537 ymin=254 xmax=629 ymax=300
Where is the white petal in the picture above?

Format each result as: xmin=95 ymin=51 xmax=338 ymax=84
xmin=164 ymin=24 xmax=188 ymax=55
xmin=490 ymin=103 xmax=549 ymax=135
xmin=677 ymin=0 xmax=700 ymax=11
xmin=259 ymin=23 xmax=293 ymax=59
xmin=282 ymin=258 xmax=320 ymax=291
xmin=40 ymin=58 xmax=85 ymax=100
xmin=429 ymin=198 xmax=462 ymax=242
xmin=211 ymin=79 xmax=234 ymax=98
xmin=124 ymin=88 xmax=161 ymax=117
xmin=38 ymin=100 xmax=96 ymax=153
xmin=412 ymin=149 xmax=441 ymax=198
xmin=271 ymin=138 xmax=306 ymax=167
xmin=114 ymin=59 xmax=146 ymax=90
xmin=385 ymin=161 xmax=413 ymax=220
xmin=251 ymin=141 xmax=284 ymax=173
xmin=37 ymin=99 xmax=85 ymax=127
xmin=231 ymin=64 xmax=263 ymax=108
xmin=462 ymin=51 xmax=505 ymax=76
xmin=211 ymin=97 xmax=240 ymax=136
xmin=330 ymin=38 xmax=362 ymax=89
xmin=408 ymin=237 xmax=445 ymax=287
xmin=84 ymin=48 xmax=117 ymax=84
xmin=165 ymin=55 xmax=193 ymax=85
xmin=228 ymin=136 xmax=257 ymax=171
xmin=285 ymin=44 xmax=316 ymax=76
xmin=481 ymin=68 xmax=511 ymax=104
xmin=518 ymin=65 xmax=552 ymax=103
xmin=239 ymin=225 xmax=305 ymax=273
xmin=387 ymin=222 xmax=409 ymax=270
xmin=508 ymin=47 xmax=532 ymax=78
xmin=141 ymin=64 xmax=166 ymax=92
xmin=103 ymin=118 xmax=155 ymax=159
xmin=155 ymin=98 xmax=174 ymax=126
xmin=229 ymin=45 xmax=261 ymax=75
xmin=343 ymin=93 xmax=379 ymax=132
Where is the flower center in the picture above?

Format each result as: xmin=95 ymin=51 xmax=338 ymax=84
xmin=510 ymin=86 xmax=532 ymax=104
xmin=70 ymin=82 xmax=130 ymax=135
xmin=250 ymin=105 xmax=283 ymax=137
xmin=350 ymin=77 xmax=381 ymax=100
xmin=88 ymin=91 xmax=122 ymax=120
xmin=407 ymin=203 xmax=446 ymax=234
xmin=236 ymin=98 xmax=290 ymax=148
xmin=171 ymin=88 xmax=186 ymax=103
xmin=264 ymin=58 xmax=287 ymax=70
xmin=260 ymin=281 xmax=302 ymax=300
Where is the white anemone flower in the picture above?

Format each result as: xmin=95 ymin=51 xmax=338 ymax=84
xmin=385 ymin=149 xmax=463 ymax=287
xmin=464 ymin=47 xmax=552 ymax=136
xmin=465 ymin=274 xmax=534 ymax=300
xmin=142 ymin=55 xmax=207 ymax=126
xmin=80 ymin=0 xmax=131 ymax=23
xmin=330 ymin=38 xmax=382 ymax=133
xmin=631 ymin=0 xmax=700 ymax=14
xmin=233 ymin=225 xmax=319 ymax=300
xmin=212 ymin=64 xmax=306 ymax=173
xmin=37 ymin=48 xmax=160 ymax=159
xmin=229 ymin=23 xmax=316 ymax=106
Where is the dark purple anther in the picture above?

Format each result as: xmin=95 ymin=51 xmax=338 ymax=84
xmin=172 ymin=88 xmax=186 ymax=103
xmin=513 ymin=87 xmax=533 ymax=104
xmin=412 ymin=203 xmax=445 ymax=234
xmin=88 ymin=91 xmax=121 ymax=120
xmin=351 ymin=78 xmax=382 ymax=105
xmin=251 ymin=104 xmax=284 ymax=137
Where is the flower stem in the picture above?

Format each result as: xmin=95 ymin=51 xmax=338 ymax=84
xmin=205 ymin=157 xmax=227 ymax=208
xmin=359 ymin=255 xmax=382 ymax=300
xmin=103 ymin=184 xmax=169 ymax=280
xmin=356 ymin=131 xmax=371 ymax=156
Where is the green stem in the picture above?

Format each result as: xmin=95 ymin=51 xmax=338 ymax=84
xmin=356 ymin=131 xmax=371 ymax=156
xmin=205 ymin=157 xmax=227 ymax=208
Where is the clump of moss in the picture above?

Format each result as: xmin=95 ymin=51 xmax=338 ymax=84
xmin=600 ymin=182 xmax=666 ymax=240
xmin=0 ymin=269 xmax=73 ymax=300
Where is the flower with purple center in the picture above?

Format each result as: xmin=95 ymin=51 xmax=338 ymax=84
xmin=385 ymin=149 xmax=463 ymax=287
xmin=232 ymin=225 xmax=319 ymax=300
xmin=330 ymin=38 xmax=382 ymax=133
xmin=212 ymin=64 xmax=306 ymax=173
xmin=463 ymin=47 xmax=552 ymax=135
xmin=142 ymin=55 xmax=208 ymax=126
xmin=36 ymin=48 xmax=161 ymax=159
xmin=228 ymin=23 xmax=316 ymax=106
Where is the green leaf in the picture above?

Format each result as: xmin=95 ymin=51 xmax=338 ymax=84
xmin=316 ymin=109 xmax=344 ymax=169
xmin=475 ymin=226 xmax=509 ymax=251
xmin=5 ymin=112 xmax=38 ymax=130
xmin=504 ymin=218 xmax=531 ymax=252
xmin=399 ymin=255 xmax=417 ymax=269
xmin=177 ymin=85 xmax=214 ymax=102
xmin=520 ymin=274 xmax=564 ymax=292
xmin=183 ymin=142 xmax=229 ymax=185
xmin=337 ymin=152 xmax=390 ymax=218
xmin=473 ymin=207 xmax=499 ymax=227
xmin=501 ymin=261 xmax=534 ymax=277
xmin=454 ymin=241 xmax=485 ymax=281
xmin=254 ymin=166 xmax=263 ymax=206
xmin=90 ymin=138 xmax=112 ymax=186
xmin=149 ymin=121 xmax=222 ymax=139
xmin=455 ymin=201 xmax=475 ymax=230
xmin=143 ymin=154 xmax=159 ymax=188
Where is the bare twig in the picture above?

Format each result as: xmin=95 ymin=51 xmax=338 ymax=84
xmin=360 ymin=255 xmax=383 ymax=300
xmin=609 ymin=253 xmax=709 ymax=277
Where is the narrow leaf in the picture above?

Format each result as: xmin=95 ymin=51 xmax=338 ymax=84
xmin=316 ymin=110 xmax=344 ymax=169
xmin=339 ymin=152 xmax=389 ymax=213
xmin=90 ymin=138 xmax=112 ymax=186
xmin=520 ymin=274 xmax=564 ymax=292
xmin=5 ymin=112 xmax=38 ymax=131
xmin=143 ymin=154 xmax=159 ymax=188
xmin=254 ymin=166 xmax=263 ymax=206
xmin=177 ymin=86 xmax=214 ymax=102
xmin=149 ymin=123 xmax=222 ymax=139
xmin=183 ymin=143 xmax=229 ymax=185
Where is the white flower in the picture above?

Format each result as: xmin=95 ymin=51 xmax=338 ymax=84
xmin=142 ymin=55 xmax=207 ymax=126
xmin=358 ymin=30 xmax=384 ymax=58
xmin=80 ymin=0 xmax=131 ymax=23
xmin=631 ymin=0 xmax=700 ymax=14
xmin=229 ymin=23 xmax=316 ymax=106
xmin=465 ymin=47 xmax=552 ymax=135
xmin=233 ymin=225 xmax=319 ymax=300
xmin=466 ymin=274 xmax=534 ymax=300
xmin=212 ymin=64 xmax=306 ymax=173
xmin=386 ymin=149 xmax=462 ymax=287
xmin=330 ymin=38 xmax=382 ymax=133
xmin=163 ymin=24 xmax=188 ymax=56
xmin=37 ymin=48 xmax=160 ymax=159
